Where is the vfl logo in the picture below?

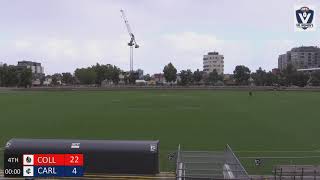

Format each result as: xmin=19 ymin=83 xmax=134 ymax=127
xmin=295 ymin=6 xmax=314 ymax=30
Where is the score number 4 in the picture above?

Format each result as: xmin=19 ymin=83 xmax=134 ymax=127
xmin=72 ymin=168 xmax=77 ymax=174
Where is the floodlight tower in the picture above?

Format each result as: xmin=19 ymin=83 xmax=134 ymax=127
xmin=120 ymin=9 xmax=139 ymax=72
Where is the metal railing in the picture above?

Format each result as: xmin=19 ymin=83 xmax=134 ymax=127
xmin=176 ymin=145 xmax=250 ymax=180
xmin=273 ymin=165 xmax=320 ymax=180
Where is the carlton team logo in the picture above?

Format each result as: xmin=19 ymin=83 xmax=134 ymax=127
xmin=295 ymin=6 xmax=316 ymax=31
xmin=23 ymin=166 xmax=34 ymax=177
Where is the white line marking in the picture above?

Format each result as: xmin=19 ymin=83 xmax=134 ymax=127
xmin=235 ymin=150 xmax=320 ymax=153
xmin=240 ymin=156 xmax=320 ymax=159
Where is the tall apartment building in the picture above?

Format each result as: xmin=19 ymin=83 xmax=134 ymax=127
xmin=17 ymin=61 xmax=44 ymax=75
xmin=16 ymin=61 xmax=44 ymax=83
xmin=278 ymin=53 xmax=290 ymax=70
xmin=136 ymin=69 xmax=144 ymax=80
xmin=203 ymin=52 xmax=224 ymax=74
xmin=278 ymin=46 xmax=320 ymax=71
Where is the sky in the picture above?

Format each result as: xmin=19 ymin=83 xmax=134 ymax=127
xmin=0 ymin=0 xmax=319 ymax=75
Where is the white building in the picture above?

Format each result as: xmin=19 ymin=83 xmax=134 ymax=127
xmin=43 ymin=78 xmax=52 ymax=86
xmin=203 ymin=52 xmax=224 ymax=74
xmin=135 ymin=79 xmax=147 ymax=85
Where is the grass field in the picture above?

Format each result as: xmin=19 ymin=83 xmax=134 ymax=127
xmin=1 ymin=90 xmax=320 ymax=174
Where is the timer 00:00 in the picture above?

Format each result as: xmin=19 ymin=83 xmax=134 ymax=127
xmin=5 ymin=168 xmax=21 ymax=175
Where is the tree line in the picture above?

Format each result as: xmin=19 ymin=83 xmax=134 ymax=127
xmin=0 ymin=64 xmax=32 ymax=87
xmin=162 ymin=63 xmax=320 ymax=87
xmin=48 ymin=63 xmax=124 ymax=86
xmin=163 ymin=63 xmax=224 ymax=85
xmin=1 ymin=62 xmax=320 ymax=87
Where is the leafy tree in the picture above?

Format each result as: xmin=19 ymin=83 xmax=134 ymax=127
xmin=281 ymin=64 xmax=296 ymax=86
xmin=284 ymin=64 xmax=295 ymax=74
xmin=75 ymin=68 xmax=97 ymax=84
xmin=0 ymin=64 xmax=6 ymax=86
xmin=179 ymin=69 xmax=193 ymax=86
xmin=163 ymin=62 xmax=177 ymax=83
xmin=6 ymin=66 xmax=19 ymax=87
xmin=40 ymin=75 xmax=46 ymax=85
xmin=251 ymin=67 xmax=280 ymax=86
xmin=92 ymin=63 xmax=121 ymax=85
xmin=62 ymin=72 xmax=74 ymax=85
xmin=193 ymin=69 xmax=202 ymax=85
xmin=51 ymin=73 xmax=62 ymax=86
xmin=92 ymin=63 xmax=105 ymax=85
xmin=111 ymin=65 xmax=121 ymax=84
xmin=251 ymin=67 xmax=267 ymax=86
xmin=128 ymin=71 xmax=139 ymax=84
xmin=205 ymin=69 xmax=223 ymax=85
xmin=291 ymin=72 xmax=309 ymax=87
xmin=123 ymin=72 xmax=129 ymax=85
xmin=103 ymin=64 xmax=113 ymax=82
xmin=265 ymin=72 xmax=279 ymax=86
xmin=19 ymin=68 xmax=32 ymax=88
xmin=280 ymin=65 xmax=309 ymax=87
xmin=143 ymin=74 xmax=151 ymax=81
xmin=310 ymin=71 xmax=320 ymax=86
xmin=233 ymin=65 xmax=251 ymax=85
xmin=0 ymin=65 xmax=20 ymax=87
xmin=51 ymin=75 xmax=58 ymax=86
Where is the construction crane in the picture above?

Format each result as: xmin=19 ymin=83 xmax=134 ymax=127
xmin=120 ymin=9 xmax=139 ymax=72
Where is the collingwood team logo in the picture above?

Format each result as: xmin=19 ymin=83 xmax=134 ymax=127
xmin=294 ymin=5 xmax=316 ymax=31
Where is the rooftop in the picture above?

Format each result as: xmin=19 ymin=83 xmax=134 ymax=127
xmin=208 ymin=52 xmax=220 ymax=55
xmin=291 ymin=46 xmax=320 ymax=52
xmin=18 ymin=61 xmax=42 ymax=66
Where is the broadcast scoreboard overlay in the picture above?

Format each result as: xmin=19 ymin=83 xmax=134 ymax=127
xmin=4 ymin=154 xmax=84 ymax=177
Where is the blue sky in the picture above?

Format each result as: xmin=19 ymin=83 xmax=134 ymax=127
xmin=0 ymin=0 xmax=319 ymax=74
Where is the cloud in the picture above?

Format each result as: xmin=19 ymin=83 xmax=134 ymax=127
xmin=153 ymin=32 xmax=254 ymax=73
xmin=45 ymin=39 xmax=77 ymax=59
xmin=2 ymin=36 xmax=131 ymax=74
xmin=0 ymin=0 xmax=319 ymax=75
xmin=162 ymin=32 xmax=222 ymax=52
xmin=14 ymin=40 xmax=32 ymax=49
